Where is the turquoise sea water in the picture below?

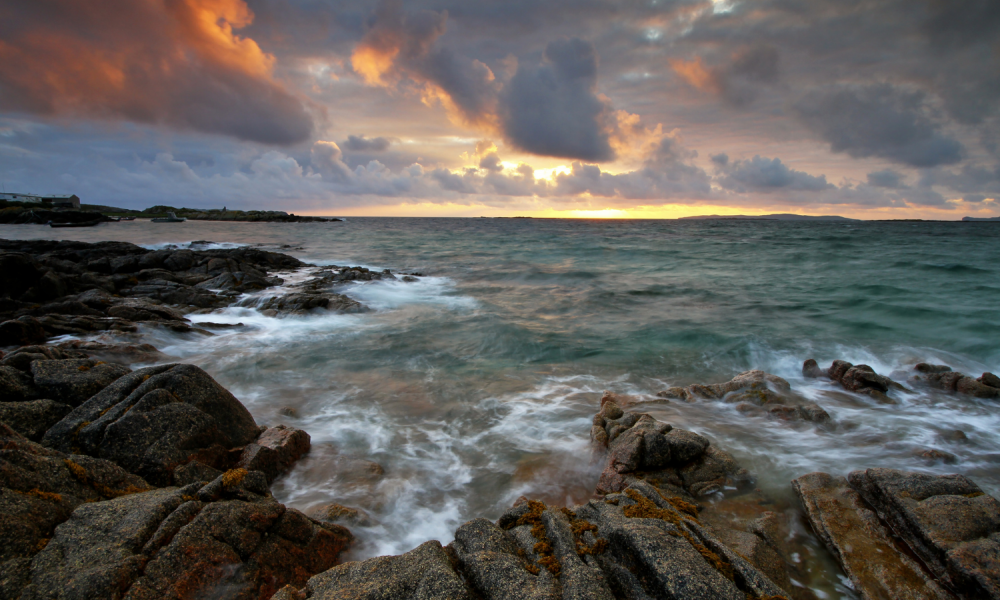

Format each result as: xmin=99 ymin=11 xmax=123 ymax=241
xmin=3 ymin=218 xmax=999 ymax=597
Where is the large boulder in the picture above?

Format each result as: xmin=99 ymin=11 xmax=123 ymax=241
xmin=592 ymin=399 xmax=749 ymax=497
xmin=17 ymin=470 xmax=351 ymax=600
xmin=792 ymin=472 xmax=952 ymax=600
xmin=850 ymin=468 xmax=1000 ymax=598
xmin=30 ymin=359 xmax=131 ymax=406
xmin=238 ymin=292 xmax=366 ymax=315
xmin=42 ymin=364 xmax=261 ymax=486
xmin=0 ymin=422 xmax=153 ymax=595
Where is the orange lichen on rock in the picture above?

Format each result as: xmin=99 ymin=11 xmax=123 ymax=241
xmin=221 ymin=467 xmax=248 ymax=487
xmin=623 ymin=489 xmax=733 ymax=581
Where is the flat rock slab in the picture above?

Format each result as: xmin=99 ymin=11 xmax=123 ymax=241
xmin=792 ymin=471 xmax=952 ymax=600
xmin=273 ymin=540 xmax=471 ymax=600
xmin=850 ymin=468 xmax=1000 ymax=599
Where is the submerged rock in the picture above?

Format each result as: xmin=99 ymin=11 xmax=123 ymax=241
xmin=914 ymin=364 xmax=1000 ymax=399
xmin=802 ymin=359 xmax=905 ymax=403
xmin=658 ymin=370 xmax=831 ymax=423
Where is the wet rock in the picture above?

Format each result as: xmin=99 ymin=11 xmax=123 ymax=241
xmin=849 ymin=467 xmax=1000 ymax=598
xmin=980 ymin=372 xmax=1000 ymax=389
xmin=33 ymin=314 xmax=137 ymax=336
xmin=239 ymin=292 xmax=366 ymax=314
xmin=813 ymin=360 xmax=905 ymax=402
xmin=0 ymin=399 xmax=73 ymax=440
xmin=236 ymin=425 xmax=311 ymax=483
xmin=54 ymin=340 xmax=165 ymax=365
xmin=0 ymin=365 xmax=40 ymax=401
xmin=658 ymin=370 xmax=829 ymax=423
xmin=19 ymin=470 xmax=351 ymax=600
xmin=30 ymin=359 xmax=131 ymax=406
xmin=124 ymin=279 xmax=227 ymax=308
xmin=801 ymin=359 xmax=827 ymax=379
xmin=917 ymin=366 xmax=1000 ymax=399
xmin=915 ymin=449 xmax=958 ymax=464
xmin=792 ymin=472 xmax=952 ymax=600
xmin=195 ymin=271 xmax=280 ymax=293
xmin=105 ymin=297 xmax=187 ymax=323
xmin=42 ymin=364 xmax=261 ymax=486
xmin=915 ymin=363 xmax=952 ymax=374
xmin=594 ymin=400 xmax=749 ymax=497
xmin=0 ymin=316 xmax=48 ymax=347
xmin=307 ymin=503 xmax=374 ymax=528
xmin=275 ymin=540 xmax=470 ymax=600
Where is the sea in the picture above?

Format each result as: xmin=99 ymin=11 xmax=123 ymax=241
xmin=3 ymin=217 xmax=999 ymax=599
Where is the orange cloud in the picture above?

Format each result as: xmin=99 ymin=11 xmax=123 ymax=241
xmin=0 ymin=0 xmax=313 ymax=144
xmin=669 ymin=57 xmax=722 ymax=94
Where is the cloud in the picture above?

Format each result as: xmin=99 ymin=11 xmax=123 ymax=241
xmin=0 ymin=0 xmax=314 ymax=145
xmin=350 ymin=0 xmax=499 ymax=127
xmin=867 ymin=169 xmax=906 ymax=189
xmin=670 ymin=45 xmax=779 ymax=106
xmin=499 ymin=38 xmax=616 ymax=161
xmin=716 ymin=155 xmax=833 ymax=193
xmin=344 ymin=135 xmax=393 ymax=152
xmin=311 ymin=141 xmax=351 ymax=180
xmin=793 ymin=84 xmax=964 ymax=167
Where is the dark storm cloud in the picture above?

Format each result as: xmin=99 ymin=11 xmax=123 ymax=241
xmin=0 ymin=0 xmax=314 ymax=145
xmin=793 ymin=84 xmax=965 ymax=168
xmin=867 ymin=170 xmax=906 ymax=189
xmin=716 ymin=156 xmax=832 ymax=193
xmin=344 ymin=135 xmax=393 ymax=152
xmin=499 ymin=38 xmax=615 ymax=161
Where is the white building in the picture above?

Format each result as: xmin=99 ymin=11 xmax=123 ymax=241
xmin=0 ymin=193 xmax=42 ymax=203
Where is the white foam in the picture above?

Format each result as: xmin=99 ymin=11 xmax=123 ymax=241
xmin=344 ymin=276 xmax=479 ymax=312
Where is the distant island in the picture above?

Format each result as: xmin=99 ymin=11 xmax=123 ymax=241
xmin=962 ymin=216 xmax=1000 ymax=222
xmin=681 ymin=213 xmax=857 ymax=221
xmin=0 ymin=199 xmax=341 ymax=224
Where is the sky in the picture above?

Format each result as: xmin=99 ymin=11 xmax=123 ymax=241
xmin=1 ymin=0 xmax=998 ymax=219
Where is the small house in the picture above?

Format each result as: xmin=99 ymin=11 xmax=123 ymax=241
xmin=40 ymin=194 xmax=81 ymax=209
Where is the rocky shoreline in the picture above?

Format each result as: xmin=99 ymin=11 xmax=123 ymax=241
xmin=2 ymin=238 xmax=1000 ymax=600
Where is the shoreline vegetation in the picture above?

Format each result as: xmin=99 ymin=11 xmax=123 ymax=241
xmin=2 ymin=238 xmax=1000 ymax=599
